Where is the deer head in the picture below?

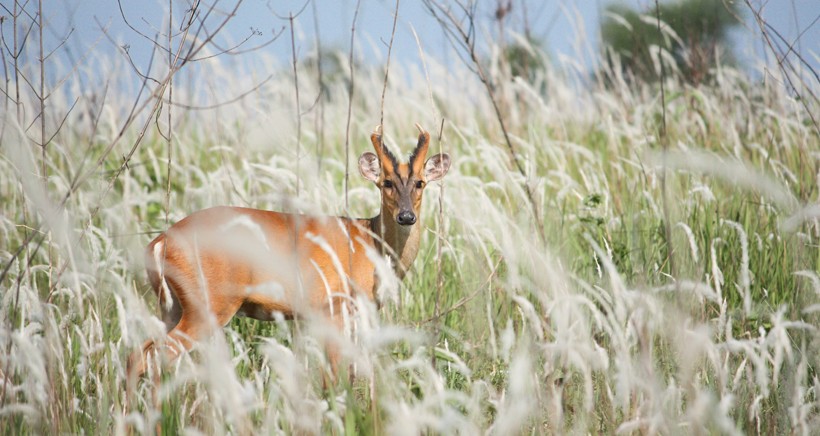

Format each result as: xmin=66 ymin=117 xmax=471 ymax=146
xmin=358 ymin=124 xmax=451 ymax=226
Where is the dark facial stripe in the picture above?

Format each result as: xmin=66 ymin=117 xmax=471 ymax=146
xmin=408 ymin=131 xmax=429 ymax=177
xmin=407 ymin=152 xmax=418 ymax=176
xmin=382 ymin=144 xmax=399 ymax=173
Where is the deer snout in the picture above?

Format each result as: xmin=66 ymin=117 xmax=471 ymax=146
xmin=396 ymin=210 xmax=416 ymax=226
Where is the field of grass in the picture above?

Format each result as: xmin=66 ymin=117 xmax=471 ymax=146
xmin=1 ymin=8 xmax=819 ymax=434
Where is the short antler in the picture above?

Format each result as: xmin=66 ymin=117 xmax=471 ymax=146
xmin=409 ymin=123 xmax=431 ymax=173
xmin=370 ymin=125 xmax=398 ymax=172
xmin=369 ymin=125 xmax=383 ymax=155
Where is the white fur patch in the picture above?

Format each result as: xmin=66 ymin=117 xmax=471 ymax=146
xmin=310 ymin=259 xmax=334 ymax=316
xmin=335 ymin=218 xmax=356 ymax=253
xmin=153 ymin=240 xmax=174 ymax=312
xmin=305 ymin=231 xmax=350 ymax=297
xmin=244 ymin=281 xmax=286 ymax=301
xmin=219 ymin=214 xmax=272 ymax=252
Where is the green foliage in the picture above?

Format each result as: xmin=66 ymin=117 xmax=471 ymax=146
xmin=502 ymin=37 xmax=547 ymax=84
xmin=601 ymin=0 xmax=742 ymax=83
xmin=299 ymin=47 xmax=359 ymax=100
xmin=1 ymin=21 xmax=818 ymax=434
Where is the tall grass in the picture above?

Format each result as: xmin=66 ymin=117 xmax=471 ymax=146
xmin=1 ymin=13 xmax=819 ymax=435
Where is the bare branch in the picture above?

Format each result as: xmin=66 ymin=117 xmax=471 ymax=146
xmin=5 ymin=16 xmax=36 ymax=59
xmin=189 ymin=25 xmax=284 ymax=61
xmin=42 ymin=27 xmax=74 ymax=62
xmin=745 ymin=0 xmax=819 ymax=135
xmin=343 ymin=0 xmax=362 ymax=211
xmin=422 ymin=0 xmax=545 ymax=242
xmin=43 ymin=96 xmax=78 ymax=146
xmin=183 ymin=1 xmax=244 ymax=62
xmin=289 ymin=9 xmax=302 ymax=196
xmin=160 ymin=73 xmax=274 ymax=110
xmin=311 ymin=0 xmax=326 ymax=172
xmin=95 ymin=16 xmax=161 ymax=84
xmin=379 ymin=0 xmax=401 ymax=129
xmin=46 ymin=19 xmax=111 ymax=99
xmin=116 ymin=0 xmax=169 ymax=51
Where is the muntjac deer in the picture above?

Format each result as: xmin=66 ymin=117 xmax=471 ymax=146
xmin=127 ymin=124 xmax=450 ymax=395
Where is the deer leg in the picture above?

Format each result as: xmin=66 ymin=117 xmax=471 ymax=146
xmin=126 ymin=314 xmax=211 ymax=436
xmin=126 ymin=272 xmax=183 ymax=410
xmin=322 ymin=299 xmax=355 ymax=388
xmin=127 ymin=311 xmax=216 ymax=380
xmin=125 ymin=308 xmax=215 ymax=415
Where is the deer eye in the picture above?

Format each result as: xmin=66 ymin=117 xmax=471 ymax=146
xmin=415 ymin=180 xmax=424 ymax=189
xmin=383 ymin=180 xmax=393 ymax=189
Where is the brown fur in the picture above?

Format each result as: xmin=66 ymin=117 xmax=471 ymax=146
xmin=126 ymin=125 xmax=450 ymax=404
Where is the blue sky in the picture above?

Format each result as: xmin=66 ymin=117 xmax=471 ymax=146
xmin=28 ymin=0 xmax=820 ymax=80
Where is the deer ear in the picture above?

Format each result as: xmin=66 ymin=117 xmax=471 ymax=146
xmin=424 ymin=153 xmax=451 ymax=182
xmin=358 ymin=152 xmax=380 ymax=182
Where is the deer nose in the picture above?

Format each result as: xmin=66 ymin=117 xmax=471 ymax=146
xmin=396 ymin=211 xmax=416 ymax=226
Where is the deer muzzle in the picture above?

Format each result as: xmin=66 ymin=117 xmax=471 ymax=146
xmin=396 ymin=210 xmax=416 ymax=226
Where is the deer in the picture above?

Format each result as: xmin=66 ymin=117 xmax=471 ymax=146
xmin=126 ymin=124 xmax=451 ymax=399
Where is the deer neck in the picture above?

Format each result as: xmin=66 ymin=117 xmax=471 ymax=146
xmin=369 ymin=213 xmax=421 ymax=278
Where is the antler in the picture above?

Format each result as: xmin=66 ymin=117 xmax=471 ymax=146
xmin=369 ymin=125 xmax=383 ymax=151
xmin=409 ymin=123 xmax=431 ymax=173
xmin=370 ymin=125 xmax=397 ymax=172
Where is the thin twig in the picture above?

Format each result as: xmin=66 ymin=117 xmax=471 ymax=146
xmin=159 ymin=74 xmax=274 ymax=110
xmin=432 ymin=118 xmax=445 ymax=366
xmin=379 ymin=0 xmax=400 ymax=129
xmin=423 ymin=0 xmax=545 ymax=243
xmin=654 ymin=0 xmax=676 ymax=282
xmin=311 ymin=0 xmax=326 ymax=173
xmin=420 ymin=256 xmax=502 ymax=325
xmin=744 ymin=0 xmax=819 ymax=135
xmin=38 ymin=0 xmax=46 ymax=186
xmin=45 ymin=20 xmax=109 ymax=100
xmin=343 ymin=0 xmax=362 ymax=212
xmin=189 ymin=26 xmax=283 ymax=61
xmin=289 ymin=11 xmax=302 ymax=197
xmin=165 ymin=0 xmax=174 ymax=233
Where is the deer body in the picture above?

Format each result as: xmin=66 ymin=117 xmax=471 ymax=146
xmin=127 ymin=125 xmax=450 ymax=393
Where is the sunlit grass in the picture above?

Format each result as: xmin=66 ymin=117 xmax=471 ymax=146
xmin=1 ymin=39 xmax=818 ymax=434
